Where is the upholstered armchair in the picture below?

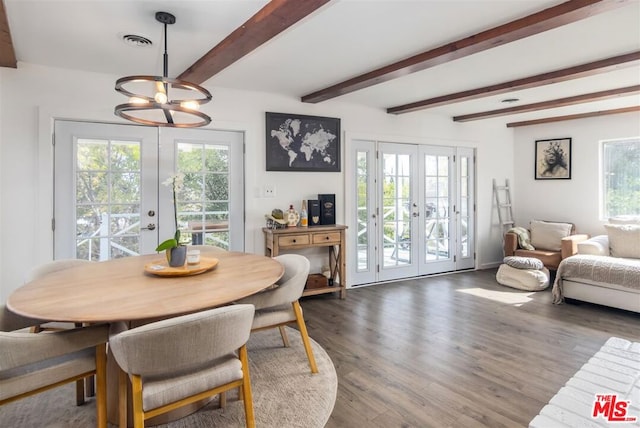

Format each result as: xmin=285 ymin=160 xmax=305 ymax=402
xmin=0 ymin=305 xmax=108 ymax=428
xmin=504 ymin=220 xmax=588 ymax=270
xmin=109 ymin=304 xmax=256 ymax=428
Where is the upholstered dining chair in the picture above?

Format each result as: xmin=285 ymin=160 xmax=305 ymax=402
xmin=235 ymin=254 xmax=318 ymax=374
xmin=24 ymin=258 xmax=95 ymax=399
xmin=0 ymin=305 xmax=108 ymax=428
xmin=24 ymin=259 xmax=94 ymax=332
xmin=108 ymin=304 xmax=256 ymax=428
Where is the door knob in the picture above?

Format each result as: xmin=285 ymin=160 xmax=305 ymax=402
xmin=141 ymin=223 xmax=156 ymax=231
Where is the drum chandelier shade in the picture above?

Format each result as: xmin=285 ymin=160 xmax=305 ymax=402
xmin=114 ymin=12 xmax=212 ymax=128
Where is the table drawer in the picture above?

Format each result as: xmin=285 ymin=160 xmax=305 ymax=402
xmin=312 ymin=232 xmax=341 ymax=244
xmin=278 ymin=234 xmax=310 ymax=247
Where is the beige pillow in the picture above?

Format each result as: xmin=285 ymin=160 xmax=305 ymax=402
xmin=604 ymin=224 xmax=640 ymax=258
xmin=576 ymin=235 xmax=610 ymax=256
xmin=530 ymin=220 xmax=573 ymax=251
xmin=608 ymin=215 xmax=640 ymax=225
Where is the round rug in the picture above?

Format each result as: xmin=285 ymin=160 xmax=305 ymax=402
xmin=0 ymin=327 xmax=337 ymax=428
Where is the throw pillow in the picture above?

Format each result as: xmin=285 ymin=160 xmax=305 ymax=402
xmin=530 ymin=220 xmax=573 ymax=251
xmin=604 ymin=224 xmax=640 ymax=258
xmin=608 ymin=215 xmax=640 ymax=225
xmin=576 ymin=235 xmax=610 ymax=256
xmin=504 ymin=256 xmax=544 ymax=270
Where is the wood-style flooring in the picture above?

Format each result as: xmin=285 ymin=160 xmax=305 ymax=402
xmin=300 ymin=269 xmax=639 ymax=428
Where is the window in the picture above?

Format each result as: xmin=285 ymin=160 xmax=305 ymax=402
xmin=601 ymin=138 xmax=640 ymax=218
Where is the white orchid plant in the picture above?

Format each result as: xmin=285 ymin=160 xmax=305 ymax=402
xmin=155 ymin=173 xmax=185 ymax=252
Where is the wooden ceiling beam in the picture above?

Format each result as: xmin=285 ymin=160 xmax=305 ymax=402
xmin=178 ymin=0 xmax=331 ymax=85
xmin=387 ymin=51 xmax=640 ymax=114
xmin=0 ymin=0 xmax=17 ymax=68
xmin=452 ymin=85 xmax=640 ymax=122
xmin=506 ymin=106 xmax=640 ymax=127
xmin=301 ymin=0 xmax=631 ymax=104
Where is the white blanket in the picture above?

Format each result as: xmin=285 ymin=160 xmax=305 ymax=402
xmin=552 ymin=255 xmax=640 ymax=304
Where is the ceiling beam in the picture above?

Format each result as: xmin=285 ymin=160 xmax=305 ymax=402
xmin=0 ymin=0 xmax=17 ymax=68
xmin=506 ymin=106 xmax=640 ymax=127
xmin=178 ymin=0 xmax=331 ymax=85
xmin=301 ymin=0 xmax=632 ymax=104
xmin=387 ymin=51 xmax=640 ymax=114
xmin=452 ymin=85 xmax=640 ymax=122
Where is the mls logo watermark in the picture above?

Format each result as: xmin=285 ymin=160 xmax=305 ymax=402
xmin=592 ymin=394 xmax=637 ymax=423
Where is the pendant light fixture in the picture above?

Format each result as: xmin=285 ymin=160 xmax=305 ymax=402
xmin=114 ymin=12 xmax=212 ymax=128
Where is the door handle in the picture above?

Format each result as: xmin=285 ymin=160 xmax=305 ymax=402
xmin=141 ymin=223 xmax=156 ymax=231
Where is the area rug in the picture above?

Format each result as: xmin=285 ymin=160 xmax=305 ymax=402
xmin=0 ymin=327 xmax=337 ymax=428
xmin=529 ymin=337 xmax=640 ymax=427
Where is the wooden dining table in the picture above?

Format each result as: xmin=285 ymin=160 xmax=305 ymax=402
xmin=8 ymin=250 xmax=283 ymax=323
xmin=7 ymin=249 xmax=284 ymax=426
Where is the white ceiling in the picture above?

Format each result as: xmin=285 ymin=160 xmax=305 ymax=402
xmin=5 ymin=0 xmax=640 ymax=126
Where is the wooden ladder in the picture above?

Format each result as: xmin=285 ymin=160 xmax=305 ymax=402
xmin=493 ymin=179 xmax=514 ymax=233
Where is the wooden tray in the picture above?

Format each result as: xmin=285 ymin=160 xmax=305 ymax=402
xmin=144 ymin=257 xmax=219 ymax=277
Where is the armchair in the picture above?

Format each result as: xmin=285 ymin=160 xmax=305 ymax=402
xmin=504 ymin=220 xmax=588 ymax=270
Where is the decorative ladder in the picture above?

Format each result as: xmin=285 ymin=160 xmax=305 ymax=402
xmin=493 ymin=179 xmax=514 ymax=234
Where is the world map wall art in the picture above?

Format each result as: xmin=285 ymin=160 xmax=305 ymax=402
xmin=265 ymin=112 xmax=341 ymax=172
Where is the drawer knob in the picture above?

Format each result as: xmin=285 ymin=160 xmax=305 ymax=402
xmin=292 ymin=239 xmax=296 ymax=243
xmin=326 ymin=236 xmax=330 ymax=240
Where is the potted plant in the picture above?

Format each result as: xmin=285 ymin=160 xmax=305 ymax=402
xmin=156 ymin=173 xmax=187 ymax=267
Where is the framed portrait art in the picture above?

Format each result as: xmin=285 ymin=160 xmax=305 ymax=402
xmin=265 ymin=112 xmax=341 ymax=172
xmin=535 ymin=138 xmax=571 ymax=180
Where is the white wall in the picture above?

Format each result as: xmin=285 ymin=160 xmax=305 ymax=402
xmin=0 ymin=62 xmax=514 ymax=303
xmin=512 ymin=111 xmax=640 ymax=237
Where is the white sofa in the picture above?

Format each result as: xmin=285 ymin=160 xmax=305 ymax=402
xmin=552 ymin=221 xmax=640 ymax=313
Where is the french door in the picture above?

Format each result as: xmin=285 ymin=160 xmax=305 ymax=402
xmin=348 ymin=139 xmax=475 ymax=286
xmin=53 ymin=120 xmax=244 ymax=260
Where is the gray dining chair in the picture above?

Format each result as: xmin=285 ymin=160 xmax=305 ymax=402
xmin=24 ymin=259 xmax=94 ymax=332
xmin=24 ymin=258 xmax=95 ymax=399
xmin=109 ymin=304 xmax=256 ymax=428
xmin=0 ymin=305 xmax=108 ymax=428
xmin=235 ymin=254 xmax=318 ymax=374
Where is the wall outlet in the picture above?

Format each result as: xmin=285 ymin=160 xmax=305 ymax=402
xmin=264 ymin=185 xmax=276 ymax=198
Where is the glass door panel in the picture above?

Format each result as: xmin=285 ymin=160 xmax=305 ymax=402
xmin=456 ymin=147 xmax=475 ymax=270
xmin=419 ymin=146 xmax=455 ymax=274
xmin=348 ymin=140 xmax=376 ymax=285
xmin=160 ymin=128 xmax=244 ymax=251
xmin=55 ymin=121 xmax=158 ymax=260
xmin=378 ymin=143 xmax=418 ymax=281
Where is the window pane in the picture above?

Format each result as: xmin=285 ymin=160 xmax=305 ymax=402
xmin=602 ymin=139 xmax=640 ymax=218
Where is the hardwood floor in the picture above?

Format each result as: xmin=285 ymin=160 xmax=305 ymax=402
xmin=300 ymin=269 xmax=639 ymax=428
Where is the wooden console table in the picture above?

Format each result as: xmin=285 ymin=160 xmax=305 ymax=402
xmin=263 ymin=224 xmax=347 ymax=299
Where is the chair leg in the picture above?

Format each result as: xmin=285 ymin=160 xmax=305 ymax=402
xmin=118 ymin=367 xmax=128 ymax=428
xmin=86 ymin=375 xmax=95 ymax=397
xmin=75 ymin=379 xmax=86 ymax=405
xmin=293 ymin=301 xmax=318 ymax=374
xmin=239 ymin=345 xmax=255 ymax=428
xmin=278 ymin=325 xmax=290 ymax=347
xmin=95 ymin=343 xmax=107 ymax=428
xmin=131 ymin=375 xmax=145 ymax=428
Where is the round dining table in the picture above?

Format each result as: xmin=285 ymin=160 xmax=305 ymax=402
xmin=8 ymin=250 xmax=284 ymax=323
xmin=7 ymin=249 xmax=284 ymax=427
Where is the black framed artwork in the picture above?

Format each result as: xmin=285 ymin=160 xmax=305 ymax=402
xmin=535 ymin=137 xmax=571 ymax=180
xmin=265 ymin=112 xmax=341 ymax=172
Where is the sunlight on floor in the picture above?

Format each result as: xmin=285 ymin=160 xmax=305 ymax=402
xmin=457 ymin=287 xmax=535 ymax=306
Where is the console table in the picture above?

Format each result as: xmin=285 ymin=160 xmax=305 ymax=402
xmin=263 ymin=225 xmax=347 ymax=299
